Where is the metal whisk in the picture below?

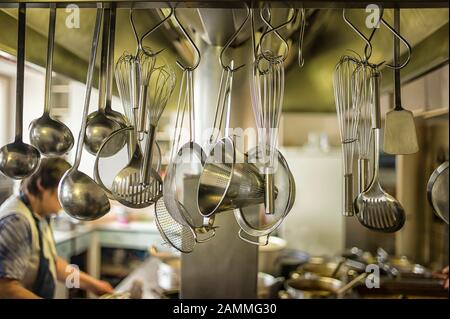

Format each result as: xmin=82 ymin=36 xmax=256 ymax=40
xmin=141 ymin=60 xmax=176 ymax=185
xmin=333 ymin=55 xmax=361 ymax=217
xmin=115 ymin=53 xmax=135 ymax=126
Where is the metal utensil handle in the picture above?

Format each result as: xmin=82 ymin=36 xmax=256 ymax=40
xmin=142 ymin=124 xmax=157 ymax=185
xmin=104 ymin=5 xmax=116 ymax=112
xmin=137 ymin=85 xmax=148 ymax=134
xmin=371 ymin=70 xmax=381 ymax=130
xmin=15 ymin=4 xmax=26 ymax=142
xmin=264 ymin=170 xmax=275 ymax=214
xmin=169 ymin=69 xmax=188 ymax=162
xmin=223 ymin=64 xmax=234 ymax=137
xmin=98 ymin=7 xmax=110 ymax=112
xmin=358 ymin=157 xmax=370 ymax=194
xmin=238 ymin=229 xmax=269 ymax=246
xmin=343 ymin=173 xmax=354 ymax=216
xmin=393 ymin=8 xmax=402 ymax=111
xmin=370 ymin=69 xmax=381 ymax=185
xmin=73 ymin=7 xmax=102 ymax=169
xmin=43 ymin=4 xmax=56 ymax=115
xmin=336 ymin=272 xmax=368 ymax=296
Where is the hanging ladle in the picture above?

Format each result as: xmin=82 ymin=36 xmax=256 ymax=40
xmin=85 ymin=6 xmax=127 ymax=157
xmin=58 ymin=7 xmax=110 ymax=221
xmin=29 ymin=5 xmax=74 ymax=156
xmin=0 ymin=4 xmax=41 ymax=179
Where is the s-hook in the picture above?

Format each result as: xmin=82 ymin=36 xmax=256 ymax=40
xmin=219 ymin=2 xmax=250 ymax=72
xmin=259 ymin=6 xmax=298 ymax=63
xmin=173 ymin=6 xmax=201 ymax=71
xmin=342 ymin=7 xmax=381 ymax=63
xmin=129 ymin=6 xmax=173 ymax=56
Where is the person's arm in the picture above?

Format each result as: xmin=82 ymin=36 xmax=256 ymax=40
xmin=55 ymin=256 xmax=114 ymax=296
xmin=0 ymin=215 xmax=36 ymax=299
xmin=0 ymin=278 xmax=40 ymax=299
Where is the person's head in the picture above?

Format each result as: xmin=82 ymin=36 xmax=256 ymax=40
xmin=20 ymin=158 xmax=71 ymax=216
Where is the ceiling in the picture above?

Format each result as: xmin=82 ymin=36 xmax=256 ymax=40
xmin=0 ymin=5 xmax=448 ymax=113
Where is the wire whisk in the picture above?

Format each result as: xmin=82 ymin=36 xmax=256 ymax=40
xmin=333 ymin=55 xmax=361 ymax=217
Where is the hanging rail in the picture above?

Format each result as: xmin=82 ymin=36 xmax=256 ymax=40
xmin=0 ymin=1 xmax=448 ymax=9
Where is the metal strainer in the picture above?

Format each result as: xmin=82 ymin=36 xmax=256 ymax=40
xmin=234 ymin=146 xmax=295 ymax=245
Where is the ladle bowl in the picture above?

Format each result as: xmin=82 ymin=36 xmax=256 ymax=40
xmin=0 ymin=141 xmax=40 ymax=179
xmin=58 ymin=169 xmax=110 ymax=221
xmin=85 ymin=111 xmax=125 ymax=156
xmin=29 ymin=114 xmax=74 ymax=156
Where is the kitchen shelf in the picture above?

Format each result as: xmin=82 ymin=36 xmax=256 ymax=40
xmin=414 ymin=107 xmax=449 ymax=120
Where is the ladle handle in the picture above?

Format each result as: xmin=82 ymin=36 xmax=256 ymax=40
xmin=15 ymin=4 xmax=26 ymax=142
xmin=358 ymin=158 xmax=370 ymax=194
xmin=73 ymin=7 xmax=102 ymax=168
xmin=98 ymin=7 xmax=110 ymax=112
xmin=371 ymin=69 xmax=381 ymax=183
xmin=372 ymin=71 xmax=381 ymax=130
xmin=104 ymin=5 xmax=116 ymax=112
xmin=43 ymin=4 xmax=56 ymax=115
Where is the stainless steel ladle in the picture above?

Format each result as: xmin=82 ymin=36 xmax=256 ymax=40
xmin=0 ymin=4 xmax=41 ymax=179
xmin=29 ymin=5 xmax=74 ymax=156
xmin=85 ymin=6 xmax=127 ymax=157
xmin=58 ymin=7 xmax=110 ymax=221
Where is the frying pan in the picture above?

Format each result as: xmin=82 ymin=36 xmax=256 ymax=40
xmin=427 ymin=161 xmax=449 ymax=224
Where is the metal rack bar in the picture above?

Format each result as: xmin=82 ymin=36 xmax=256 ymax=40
xmin=0 ymin=1 xmax=448 ymax=9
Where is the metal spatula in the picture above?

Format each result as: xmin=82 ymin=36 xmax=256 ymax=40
xmin=383 ymin=8 xmax=418 ymax=155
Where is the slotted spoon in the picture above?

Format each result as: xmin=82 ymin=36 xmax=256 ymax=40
xmin=355 ymin=69 xmax=406 ymax=233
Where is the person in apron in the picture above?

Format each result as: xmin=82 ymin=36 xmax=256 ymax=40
xmin=0 ymin=158 xmax=113 ymax=298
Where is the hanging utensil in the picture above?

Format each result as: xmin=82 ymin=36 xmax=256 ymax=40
xmin=102 ymin=6 xmax=128 ymax=149
xmin=93 ymin=125 xmax=162 ymax=200
xmin=354 ymin=69 xmax=406 ymax=233
xmin=129 ymin=7 xmax=172 ymax=136
xmin=110 ymin=8 xmax=173 ymax=208
xmin=427 ymin=161 xmax=449 ymax=224
xmin=58 ymin=7 xmax=110 ymax=221
xmin=252 ymin=8 xmax=294 ymax=215
xmin=355 ymin=62 xmax=376 ymax=194
xmin=85 ymin=7 xmax=126 ymax=157
xmin=383 ymin=9 xmax=418 ymax=155
xmin=235 ymin=146 xmax=296 ymax=246
xmin=333 ymin=55 xmax=360 ymax=217
xmin=141 ymin=59 xmax=176 ymax=185
xmin=155 ymin=9 xmax=215 ymax=250
xmin=29 ymin=5 xmax=74 ymax=157
xmin=0 ymin=4 xmax=41 ymax=180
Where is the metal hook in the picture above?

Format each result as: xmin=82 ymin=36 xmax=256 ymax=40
xmin=129 ymin=7 xmax=171 ymax=56
xmin=173 ymin=7 xmax=201 ymax=71
xmin=219 ymin=3 xmax=250 ymax=72
xmin=380 ymin=14 xmax=411 ymax=70
xmin=259 ymin=7 xmax=297 ymax=62
xmin=298 ymin=8 xmax=306 ymax=68
xmin=140 ymin=7 xmax=174 ymax=50
xmin=342 ymin=8 xmax=381 ymax=62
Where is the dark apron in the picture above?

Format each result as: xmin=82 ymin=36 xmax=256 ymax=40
xmin=19 ymin=192 xmax=56 ymax=299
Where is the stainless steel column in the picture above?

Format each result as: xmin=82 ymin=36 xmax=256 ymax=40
xmin=180 ymin=38 xmax=258 ymax=299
